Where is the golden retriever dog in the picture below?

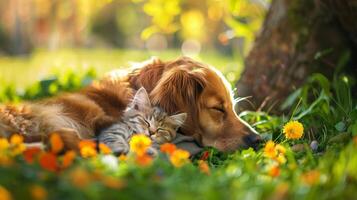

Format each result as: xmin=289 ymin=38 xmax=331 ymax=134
xmin=0 ymin=57 xmax=261 ymax=152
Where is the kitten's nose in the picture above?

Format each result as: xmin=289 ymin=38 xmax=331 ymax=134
xmin=149 ymin=127 xmax=156 ymax=135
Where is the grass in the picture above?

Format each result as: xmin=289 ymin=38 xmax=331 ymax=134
xmin=0 ymin=49 xmax=357 ymax=200
xmin=0 ymin=48 xmax=243 ymax=88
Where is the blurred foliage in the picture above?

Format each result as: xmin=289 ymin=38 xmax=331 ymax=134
xmin=0 ymin=0 xmax=268 ymax=55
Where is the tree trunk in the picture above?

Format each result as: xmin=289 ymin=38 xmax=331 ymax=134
xmin=236 ymin=0 xmax=357 ymax=113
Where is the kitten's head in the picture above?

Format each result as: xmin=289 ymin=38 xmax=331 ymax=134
xmin=125 ymin=87 xmax=187 ymax=143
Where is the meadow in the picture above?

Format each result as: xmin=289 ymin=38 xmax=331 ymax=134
xmin=0 ymin=50 xmax=357 ymax=200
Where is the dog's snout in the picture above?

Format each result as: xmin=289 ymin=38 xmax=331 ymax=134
xmin=243 ymin=132 xmax=262 ymax=150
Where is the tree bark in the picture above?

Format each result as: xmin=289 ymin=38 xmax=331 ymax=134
xmin=236 ymin=0 xmax=357 ymax=113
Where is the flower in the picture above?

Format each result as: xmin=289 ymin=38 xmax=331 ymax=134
xmin=268 ymin=165 xmax=280 ymax=177
xmin=9 ymin=134 xmax=26 ymax=155
xmin=130 ymin=134 xmax=151 ymax=156
xmin=301 ymin=170 xmax=320 ymax=186
xmin=39 ymin=152 xmax=57 ymax=172
xmin=80 ymin=146 xmax=97 ymax=158
xmin=70 ymin=168 xmax=91 ymax=188
xmin=101 ymin=155 xmax=119 ymax=170
xmin=135 ymin=154 xmax=153 ymax=167
xmin=160 ymin=143 xmax=176 ymax=155
xmin=264 ymin=140 xmax=277 ymax=159
xmin=102 ymin=176 xmax=124 ymax=189
xmin=99 ymin=143 xmax=112 ymax=155
xmin=198 ymin=160 xmax=210 ymax=175
xmin=283 ymin=121 xmax=304 ymax=139
xmin=49 ymin=133 xmax=64 ymax=154
xmin=0 ymin=138 xmax=9 ymax=150
xmin=30 ymin=185 xmax=47 ymax=200
xmin=170 ymin=149 xmax=190 ymax=168
xmin=79 ymin=140 xmax=97 ymax=158
xmin=62 ymin=150 xmax=76 ymax=169
xmin=23 ymin=147 xmax=42 ymax=164
xmin=118 ymin=154 xmax=127 ymax=162
xmin=0 ymin=185 xmax=12 ymax=200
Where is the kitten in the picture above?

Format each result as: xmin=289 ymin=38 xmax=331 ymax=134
xmin=98 ymin=87 xmax=187 ymax=155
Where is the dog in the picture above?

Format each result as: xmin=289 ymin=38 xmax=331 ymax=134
xmin=0 ymin=57 xmax=261 ymax=152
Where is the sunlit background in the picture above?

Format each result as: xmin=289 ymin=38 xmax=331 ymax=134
xmin=0 ymin=0 xmax=269 ymax=87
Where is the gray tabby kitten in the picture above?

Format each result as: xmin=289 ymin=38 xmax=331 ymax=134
xmin=98 ymin=87 xmax=187 ymax=155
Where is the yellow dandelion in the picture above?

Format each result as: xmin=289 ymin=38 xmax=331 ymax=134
xmin=275 ymin=153 xmax=287 ymax=164
xmin=169 ymin=149 xmax=190 ymax=168
xmin=80 ymin=146 xmax=97 ymax=158
xmin=99 ymin=143 xmax=112 ymax=155
xmin=264 ymin=140 xmax=277 ymax=159
xmin=198 ymin=160 xmax=210 ymax=175
xmin=283 ymin=121 xmax=304 ymax=139
xmin=275 ymin=144 xmax=286 ymax=154
xmin=129 ymin=134 xmax=151 ymax=156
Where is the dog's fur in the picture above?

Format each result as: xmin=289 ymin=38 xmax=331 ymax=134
xmin=0 ymin=57 xmax=260 ymax=151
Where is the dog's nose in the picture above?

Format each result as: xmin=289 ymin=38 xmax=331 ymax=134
xmin=243 ymin=133 xmax=262 ymax=150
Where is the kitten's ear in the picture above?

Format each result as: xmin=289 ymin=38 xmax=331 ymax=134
xmin=169 ymin=113 xmax=187 ymax=127
xmin=130 ymin=87 xmax=151 ymax=110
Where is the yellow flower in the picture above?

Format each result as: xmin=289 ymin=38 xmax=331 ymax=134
xmin=30 ymin=185 xmax=47 ymax=200
xmin=129 ymin=134 xmax=151 ymax=156
xmin=169 ymin=149 xmax=190 ymax=168
xmin=283 ymin=121 xmax=304 ymax=139
xmin=79 ymin=140 xmax=97 ymax=158
xmin=275 ymin=144 xmax=286 ymax=154
xmin=276 ymin=154 xmax=287 ymax=164
xmin=80 ymin=146 xmax=97 ymax=158
xmin=0 ymin=185 xmax=12 ymax=200
xmin=9 ymin=134 xmax=26 ymax=156
xmin=264 ymin=140 xmax=277 ymax=159
xmin=70 ymin=168 xmax=91 ymax=188
xmin=0 ymin=138 xmax=9 ymax=151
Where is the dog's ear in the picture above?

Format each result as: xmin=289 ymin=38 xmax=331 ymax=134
xmin=150 ymin=67 xmax=206 ymax=114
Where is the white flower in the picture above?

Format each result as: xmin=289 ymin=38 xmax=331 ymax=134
xmin=101 ymin=155 xmax=118 ymax=170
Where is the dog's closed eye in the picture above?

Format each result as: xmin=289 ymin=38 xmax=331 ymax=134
xmin=210 ymin=107 xmax=225 ymax=114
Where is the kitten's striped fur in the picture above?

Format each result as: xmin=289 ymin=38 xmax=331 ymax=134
xmin=98 ymin=87 xmax=187 ymax=155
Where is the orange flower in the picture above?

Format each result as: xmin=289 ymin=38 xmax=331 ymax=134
xmin=118 ymin=154 xmax=127 ymax=162
xmin=0 ymin=185 xmax=12 ymax=200
xmin=70 ymin=168 xmax=91 ymax=188
xmin=269 ymin=165 xmax=280 ymax=177
xmin=198 ymin=160 xmax=210 ymax=175
xmin=39 ymin=152 xmax=57 ymax=172
xmin=62 ymin=151 xmax=76 ymax=169
xmin=169 ymin=149 xmax=190 ymax=168
xmin=99 ymin=143 xmax=112 ymax=155
xmin=135 ymin=154 xmax=153 ymax=167
xmin=49 ymin=133 xmax=63 ymax=154
xmin=23 ymin=147 xmax=42 ymax=164
xmin=301 ymin=170 xmax=320 ymax=186
xmin=102 ymin=176 xmax=125 ymax=189
xmin=0 ymin=154 xmax=12 ymax=166
xmin=160 ymin=143 xmax=176 ymax=155
xmin=78 ymin=140 xmax=96 ymax=149
xmin=79 ymin=140 xmax=97 ymax=158
xmin=30 ymin=185 xmax=47 ymax=200
xmin=130 ymin=134 xmax=151 ymax=156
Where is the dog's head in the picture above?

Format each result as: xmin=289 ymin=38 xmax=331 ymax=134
xmin=149 ymin=57 xmax=261 ymax=152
